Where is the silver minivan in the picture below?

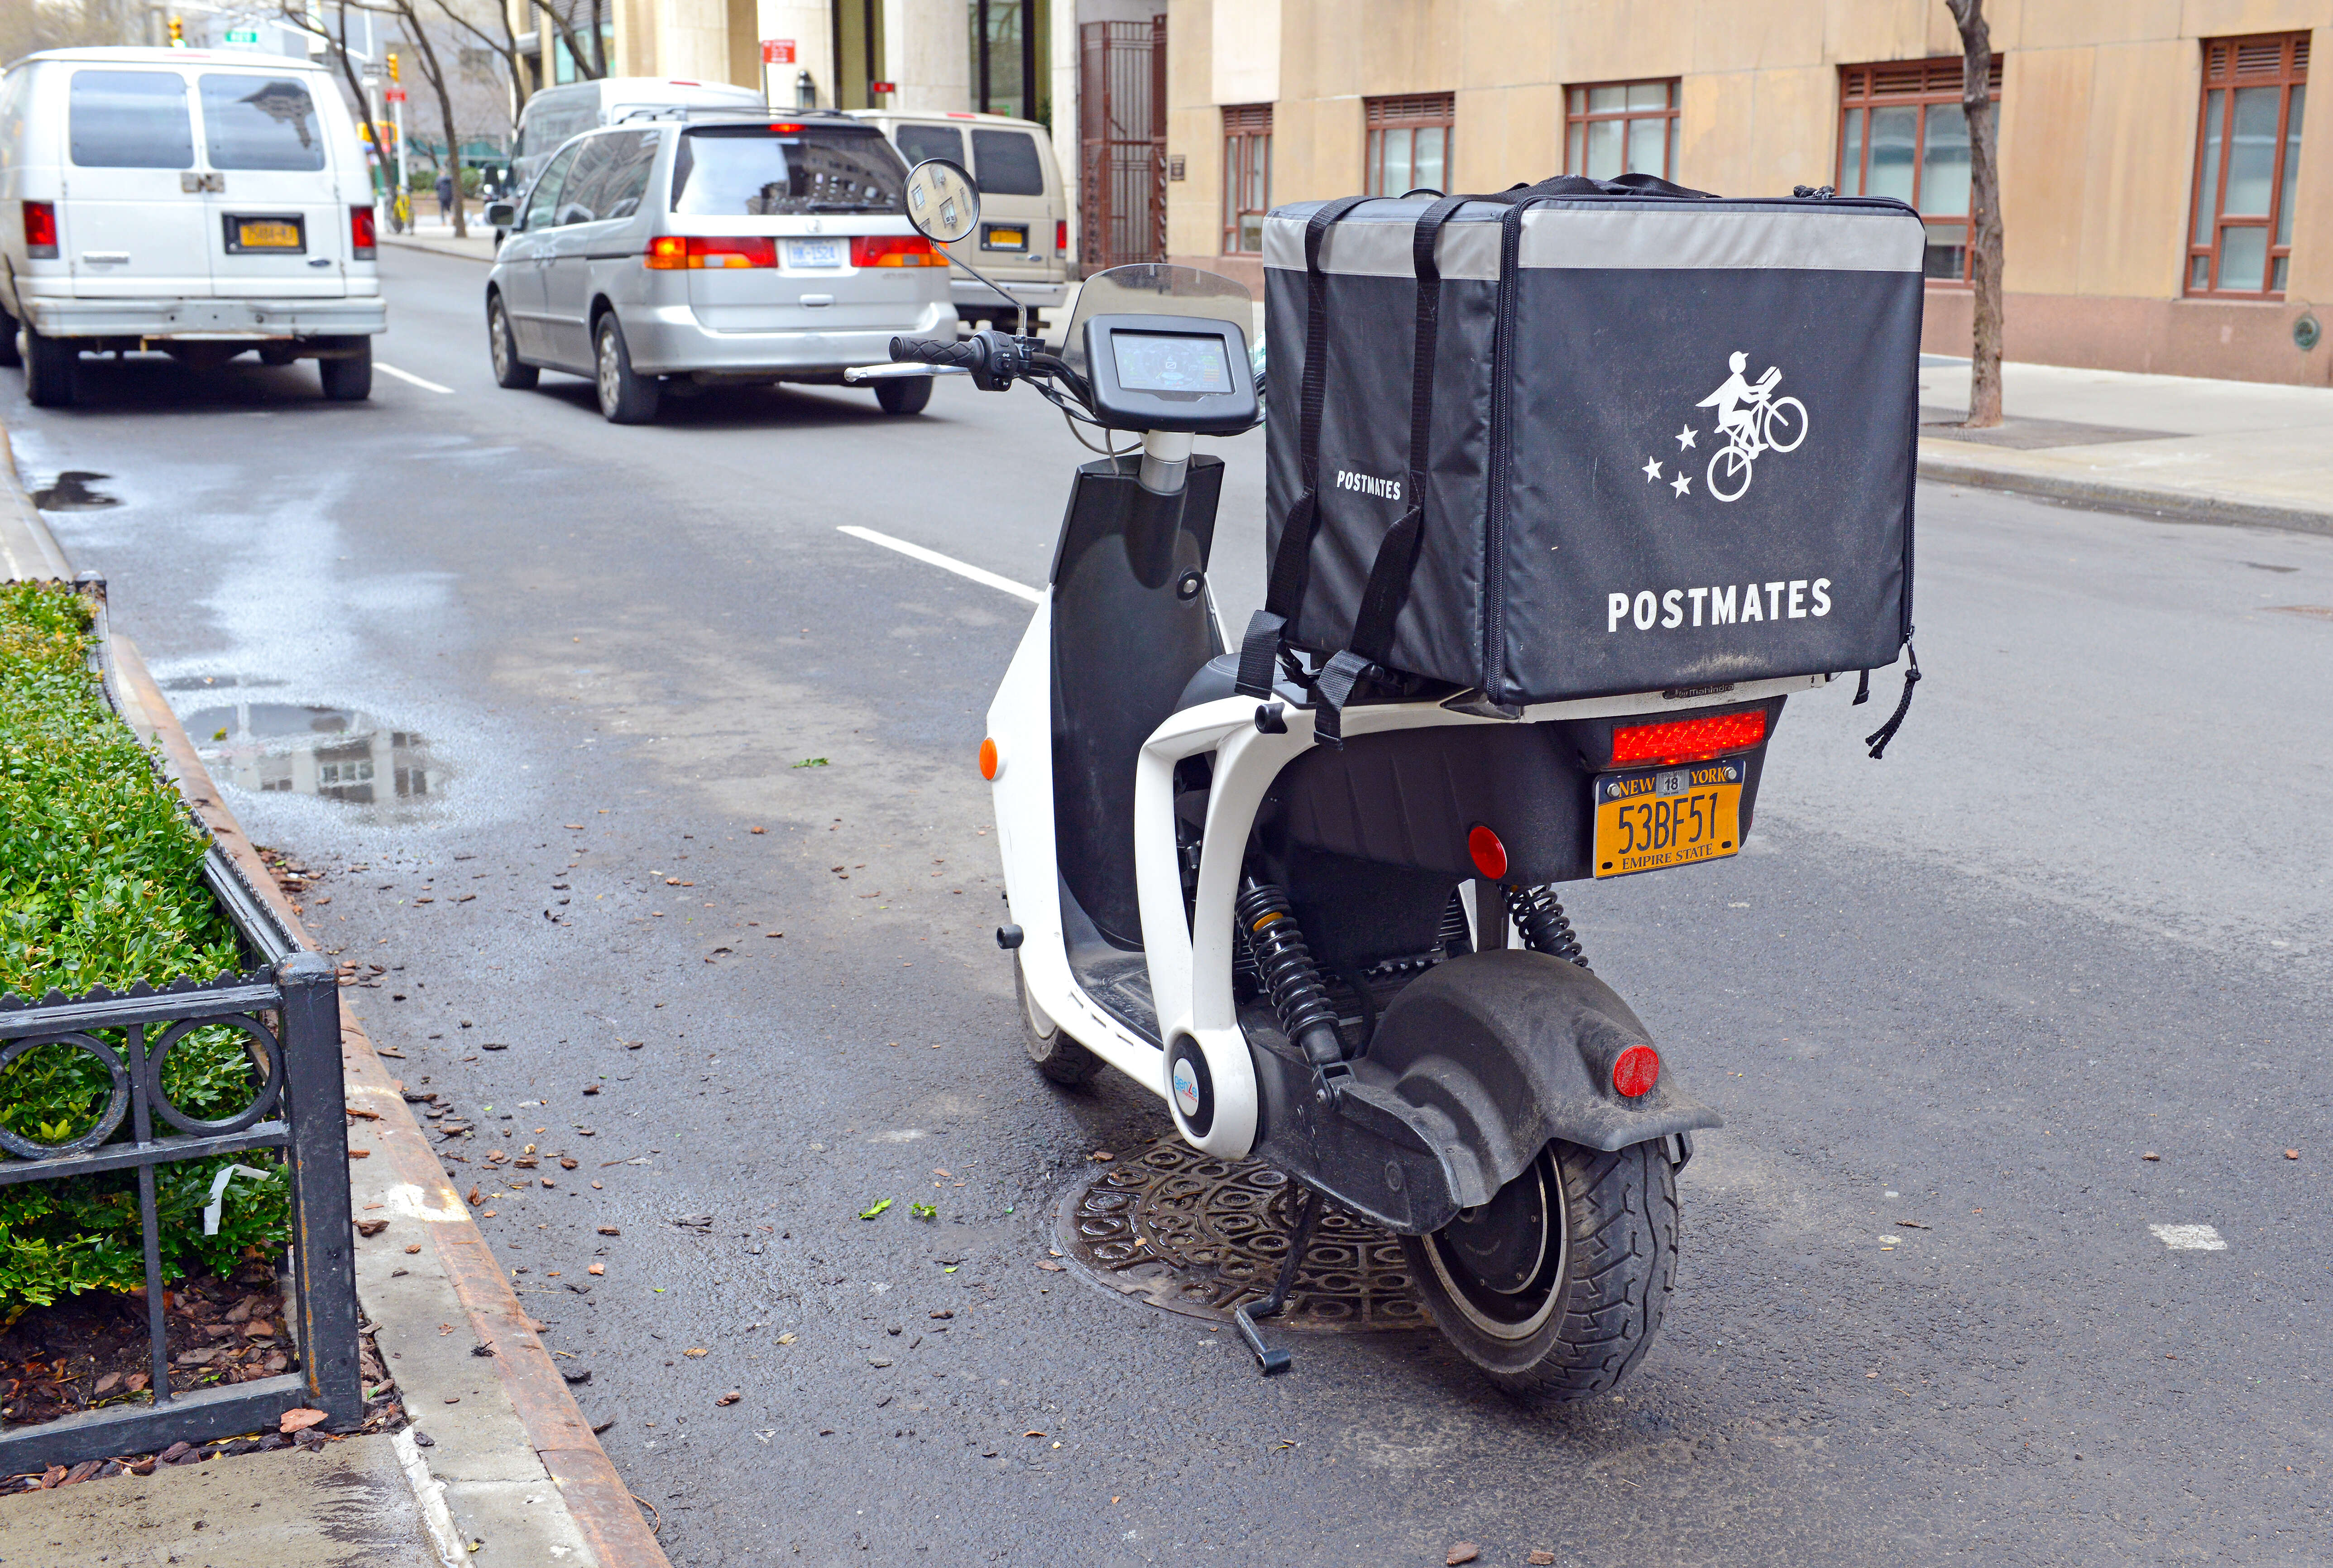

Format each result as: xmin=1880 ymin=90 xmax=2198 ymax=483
xmin=482 ymin=109 xmax=953 ymax=422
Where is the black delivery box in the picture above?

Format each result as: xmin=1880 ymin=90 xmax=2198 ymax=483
xmin=1258 ymin=180 xmax=1925 ymax=713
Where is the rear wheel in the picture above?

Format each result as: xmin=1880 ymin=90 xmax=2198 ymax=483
xmin=874 ymin=375 xmax=933 ymax=416
xmin=22 ymin=325 xmax=78 ymax=408
xmin=488 ymin=292 xmax=537 ymax=389
xmin=1015 ymin=957 xmax=1101 ymax=1086
xmin=318 ymin=339 xmax=372 ymax=401
xmin=1402 ymin=1138 xmax=1677 ymax=1400
xmin=594 ymin=312 xmax=659 ymax=424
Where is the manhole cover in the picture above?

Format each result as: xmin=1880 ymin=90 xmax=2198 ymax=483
xmin=1053 ymin=1137 xmax=1426 ymax=1331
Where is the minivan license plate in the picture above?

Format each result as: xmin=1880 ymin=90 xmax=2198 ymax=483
xmin=1592 ymin=759 xmax=1744 ymax=878
xmin=786 ymin=239 xmax=844 ymax=269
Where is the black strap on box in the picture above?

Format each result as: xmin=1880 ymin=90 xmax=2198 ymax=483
xmin=1236 ymin=194 xmax=1373 ymax=701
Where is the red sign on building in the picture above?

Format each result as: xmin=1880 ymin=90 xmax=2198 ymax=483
xmin=760 ymin=38 xmax=795 ymax=64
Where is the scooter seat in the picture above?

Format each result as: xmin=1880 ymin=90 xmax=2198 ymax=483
xmin=1171 ymin=652 xmax=1244 ymax=714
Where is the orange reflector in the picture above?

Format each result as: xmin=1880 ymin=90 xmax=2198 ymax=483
xmin=977 ymin=737 xmax=1001 ymax=781
xmin=1612 ymin=1045 xmax=1660 ymax=1097
xmin=1467 ymin=824 xmax=1508 ymax=881
xmin=1610 ymin=708 xmax=1767 ymax=768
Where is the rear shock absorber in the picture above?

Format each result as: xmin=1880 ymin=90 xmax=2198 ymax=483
xmin=1505 ymin=884 xmax=1590 ymax=969
xmin=1236 ymin=881 xmax=1345 ymax=1066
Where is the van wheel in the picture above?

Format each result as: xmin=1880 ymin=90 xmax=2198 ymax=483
xmin=1402 ymin=1138 xmax=1678 ymax=1401
xmin=22 ymin=326 xmax=78 ymax=408
xmin=0 ymin=306 xmax=21 ymax=369
xmin=874 ymin=375 xmax=933 ymax=416
xmin=319 ymin=340 xmax=372 ymax=401
xmin=1015 ymin=957 xmax=1100 ymax=1086
xmin=487 ymin=292 xmax=536 ymax=389
xmin=594 ymin=313 xmax=659 ymax=424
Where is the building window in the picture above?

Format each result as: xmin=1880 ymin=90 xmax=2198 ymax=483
xmin=1364 ymin=93 xmax=1452 ymax=196
xmin=1838 ymin=56 xmax=2002 ymax=284
xmin=1222 ymin=102 xmax=1271 ymax=253
xmin=2189 ymin=34 xmax=2309 ymax=298
xmin=1564 ymin=80 xmax=1678 ymax=181
xmin=968 ymin=0 xmax=1045 ymax=123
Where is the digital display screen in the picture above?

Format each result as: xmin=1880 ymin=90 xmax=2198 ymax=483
xmin=1109 ymin=331 xmax=1233 ymax=394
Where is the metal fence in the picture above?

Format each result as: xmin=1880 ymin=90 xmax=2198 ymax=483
xmin=1078 ymin=16 xmax=1168 ymax=273
xmin=0 ymin=580 xmax=360 ymax=1472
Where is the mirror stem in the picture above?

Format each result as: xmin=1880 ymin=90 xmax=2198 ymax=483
xmin=949 ymin=252 xmax=1025 ymax=340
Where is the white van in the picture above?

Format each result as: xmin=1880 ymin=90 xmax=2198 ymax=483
xmin=0 ymin=46 xmax=383 ymax=406
xmin=512 ymin=77 xmax=766 ymax=192
xmin=849 ymin=110 xmax=1066 ymax=329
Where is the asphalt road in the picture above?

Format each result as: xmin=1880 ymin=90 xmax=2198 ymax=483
xmin=5 ymin=245 xmax=2329 ymax=1567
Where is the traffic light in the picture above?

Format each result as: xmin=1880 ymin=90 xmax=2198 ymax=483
xmin=167 ymin=15 xmax=184 ymax=45
xmin=386 ymin=51 xmax=399 ymax=83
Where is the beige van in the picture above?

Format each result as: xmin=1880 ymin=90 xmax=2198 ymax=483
xmin=848 ymin=110 xmax=1065 ymax=329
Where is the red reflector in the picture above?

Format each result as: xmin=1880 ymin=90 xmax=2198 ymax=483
xmin=1467 ymin=825 xmax=1508 ymax=881
xmin=977 ymin=737 xmax=1001 ymax=781
xmin=1610 ymin=708 xmax=1767 ymax=768
xmin=1612 ymin=1045 xmax=1660 ymax=1098
xmin=24 ymin=200 xmax=58 ymax=258
xmin=850 ymin=234 xmax=944 ymax=267
xmin=350 ymin=204 xmax=376 ymax=259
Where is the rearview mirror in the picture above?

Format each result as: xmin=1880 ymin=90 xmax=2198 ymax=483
xmin=484 ymin=200 xmax=516 ymax=228
xmin=902 ymin=159 xmax=979 ymax=245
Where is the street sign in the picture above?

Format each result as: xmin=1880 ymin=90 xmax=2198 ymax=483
xmin=225 ymin=27 xmax=259 ymax=43
xmin=385 ymin=87 xmax=407 ymax=102
xmin=761 ymin=38 xmax=795 ymax=64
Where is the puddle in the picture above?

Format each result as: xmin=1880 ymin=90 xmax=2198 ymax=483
xmin=184 ymin=702 xmax=446 ymax=803
xmin=30 ymin=471 xmax=122 ymax=511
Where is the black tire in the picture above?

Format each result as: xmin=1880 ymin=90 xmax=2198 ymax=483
xmin=1402 ymin=1137 xmax=1678 ymax=1400
xmin=0 ymin=306 xmax=21 ymax=369
xmin=319 ymin=339 xmax=372 ymax=401
xmin=1014 ymin=957 xmax=1100 ymax=1086
xmin=874 ymin=375 xmax=933 ymax=416
xmin=22 ymin=324 xmax=78 ymax=408
xmin=487 ymin=291 xmax=537 ymax=389
xmin=594 ymin=312 xmax=659 ymax=424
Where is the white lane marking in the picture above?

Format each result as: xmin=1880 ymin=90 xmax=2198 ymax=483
xmin=838 ymin=524 xmax=1041 ymax=604
xmin=2150 ymin=1223 xmax=2227 ymax=1251
xmin=377 ymin=362 xmax=456 ymax=394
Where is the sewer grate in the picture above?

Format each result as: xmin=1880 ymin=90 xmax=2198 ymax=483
xmin=1053 ymin=1136 xmax=1426 ymax=1331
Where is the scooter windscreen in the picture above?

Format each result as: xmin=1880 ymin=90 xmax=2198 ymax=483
xmin=1061 ymin=264 xmax=1254 ymax=379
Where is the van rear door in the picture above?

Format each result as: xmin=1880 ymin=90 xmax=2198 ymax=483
xmin=57 ymin=66 xmax=212 ymax=300
xmin=195 ymin=71 xmax=346 ymax=298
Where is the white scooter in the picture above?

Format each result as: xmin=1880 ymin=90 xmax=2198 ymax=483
xmin=853 ymin=161 xmax=1822 ymax=1395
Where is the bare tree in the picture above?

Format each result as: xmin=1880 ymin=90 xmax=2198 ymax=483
xmin=371 ymin=0 xmax=472 ymax=236
xmin=1947 ymin=0 xmax=2004 ymax=427
xmin=425 ymin=0 xmax=535 ymax=118
xmin=531 ymin=0 xmax=608 ymax=85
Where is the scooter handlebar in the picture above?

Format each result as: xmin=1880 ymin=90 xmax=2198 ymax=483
xmin=889 ymin=336 xmax=984 ymax=369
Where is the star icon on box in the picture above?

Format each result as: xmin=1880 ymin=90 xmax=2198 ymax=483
xmin=1641 ymin=456 xmax=1662 ymax=482
xmin=1675 ymin=425 xmax=1698 ymax=451
xmin=1672 ymin=471 xmax=1692 ymax=498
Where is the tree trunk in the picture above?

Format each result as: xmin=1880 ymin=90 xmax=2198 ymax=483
xmin=1949 ymin=0 xmax=2004 ymax=427
xmin=398 ymin=8 xmax=468 ymax=238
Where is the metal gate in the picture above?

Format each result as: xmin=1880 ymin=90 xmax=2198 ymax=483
xmin=1078 ymin=15 xmax=1166 ymax=273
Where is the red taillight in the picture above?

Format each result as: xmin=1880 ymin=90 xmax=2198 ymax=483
xmin=1612 ymin=1044 xmax=1660 ymax=1097
xmin=645 ymin=235 xmax=776 ymax=269
xmin=24 ymin=201 xmax=58 ymax=259
xmin=1610 ymin=708 xmax=1767 ymax=768
xmin=1467 ymin=824 xmax=1508 ymax=881
xmin=768 ymin=122 xmax=803 ymax=133
xmin=350 ymin=204 xmax=376 ymax=259
xmin=850 ymin=234 xmax=945 ymax=267
xmin=1055 ymin=219 xmax=1067 ymax=254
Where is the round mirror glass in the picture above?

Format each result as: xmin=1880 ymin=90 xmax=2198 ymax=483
xmin=903 ymin=158 xmax=980 ymax=245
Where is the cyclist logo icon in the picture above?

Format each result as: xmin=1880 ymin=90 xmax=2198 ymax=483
xmin=1695 ymin=351 xmax=1809 ymax=502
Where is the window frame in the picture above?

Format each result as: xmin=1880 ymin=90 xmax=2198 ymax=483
xmin=1836 ymin=56 xmax=2002 ymax=288
xmin=1222 ymin=102 xmax=1271 ymax=255
xmin=1563 ymin=78 xmax=1679 ymax=182
xmin=2185 ymin=32 xmax=2310 ymax=300
xmin=1363 ymin=92 xmax=1454 ymax=197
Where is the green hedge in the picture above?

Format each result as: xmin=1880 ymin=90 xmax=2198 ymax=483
xmin=0 ymin=582 xmax=288 ymax=1318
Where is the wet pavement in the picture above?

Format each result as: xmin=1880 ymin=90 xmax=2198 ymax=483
xmin=4 ymin=247 xmax=2330 ymax=1566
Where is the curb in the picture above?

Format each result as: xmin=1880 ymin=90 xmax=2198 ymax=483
xmin=380 ymin=232 xmax=499 ymax=264
xmin=2 ymin=421 xmax=670 ymax=1568
xmin=1916 ymin=438 xmax=2333 ymax=538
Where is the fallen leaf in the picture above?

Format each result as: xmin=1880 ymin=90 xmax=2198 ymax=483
xmin=1034 ymin=1260 xmax=1064 ymax=1272
xmin=858 ymin=1198 xmax=894 ymax=1220
xmin=1447 ymin=1546 xmax=1480 ymax=1566
xmin=1025 ymin=1430 xmax=1046 ymax=1439
xmin=467 ymin=1186 xmax=483 ymax=1206
xmin=1530 ymin=1554 xmax=1557 ymax=1566
xmin=280 ymin=1408 xmax=329 ymax=1434
xmin=345 ymin=1107 xmax=381 ymax=1121
xmin=348 ymin=1149 xmax=370 ymax=1159
xmin=560 ymin=1158 xmax=579 ymax=1170
xmin=1087 ymin=1150 xmax=1114 ymax=1162
xmin=93 ymin=1372 xmax=120 ymax=1395
xmin=125 ymin=1373 xmax=149 ymax=1392
xmin=2287 ymin=1149 xmax=2301 ymax=1160
xmin=356 ymin=1219 xmax=389 ymax=1237
xmin=717 ymin=1391 xmax=741 ymax=1406
xmin=587 ymin=1263 xmax=605 ymax=1276
xmin=910 ymin=1202 xmax=937 ymax=1221
xmin=405 ymin=1244 xmax=422 ymax=1255
xmin=928 ymin=1309 xmax=953 ymax=1320
xmin=776 ymin=1333 xmax=797 ymax=1345
xmin=1894 ymin=1219 xmax=1930 ymax=1230
xmin=2142 ymin=1151 xmax=2161 ymax=1161
xmin=749 ymin=826 xmax=766 ymax=834
xmin=684 ymin=1347 xmax=709 ymax=1358
xmin=598 ymin=1225 xmax=621 ymax=1236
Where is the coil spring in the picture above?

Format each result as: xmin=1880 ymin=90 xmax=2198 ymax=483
xmin=1235 ymin=881 xmax=1345 ymax=1065
xmin=1505 ymin=883 xmax=1590 ymax=969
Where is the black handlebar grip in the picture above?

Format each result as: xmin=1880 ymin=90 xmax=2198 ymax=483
xmin=888 ymin=336 xmax=983 ymax=368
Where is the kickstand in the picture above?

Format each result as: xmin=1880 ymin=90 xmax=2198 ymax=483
xmin=1233 ymin=1184 xmax=1322 ymax=1376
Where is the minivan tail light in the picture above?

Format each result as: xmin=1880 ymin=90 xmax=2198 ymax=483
xmin=1609 ymin=708 xmax=1767 ymax=768
xmin=850 ymin=234 xmax=945 ymax=267
xmin=646 ymin=235 xmax=776 ymax=269
xmin=24 ymin=201 xmax=58 ymax=259
xmin=350 ymin=204 xmax=376 ymax=259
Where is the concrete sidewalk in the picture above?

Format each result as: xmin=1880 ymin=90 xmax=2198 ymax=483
xmin=383 ymin=216 xmax=500 ymax=264
xmin=1916 ymin=355 xmax=2333 ymax=536
xmin=0 ymin=427 xmax=669 ymax=1568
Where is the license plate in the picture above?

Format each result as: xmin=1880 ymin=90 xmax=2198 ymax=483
xmin=1592 ymin=759 xmax=1745 ymax=878
xmin=234 ymin=218 xmax=302 ymax=250
xmin=982 ymin=225 xmax=1025 ymax=250
xmin=786 ymin=238 xmax=844 ymax=268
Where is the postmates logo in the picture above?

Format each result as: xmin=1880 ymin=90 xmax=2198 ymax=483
xmin=1637 ymin=351 xmax=1811 ymax=503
